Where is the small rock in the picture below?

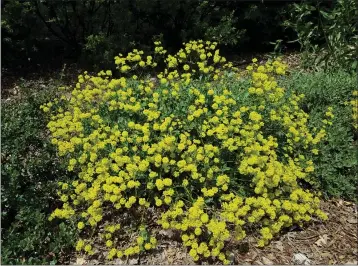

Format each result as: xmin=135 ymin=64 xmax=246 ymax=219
xmin=262 ymin=256 xmax=274 ymax=265
xmin=315 ymin=234 xmax=328 ymax=247
xmin=347 ymin=217 xmax=357 ymax=224
xmin=267 ymin=253 xmax=276 ymax=261
xmin=114 ymin=257 xmax=138 ymax=265
xmin=345 ymin=261 xmax=357 ymax=265
xmin=113 ymin=258 xmax=126 ymax=265
xmin=227 ymin=252 xmax=236 ymax=264
xmin=149 ymin=77 xmax=158 ymax=84
xmin=293 ymin=253 xmax=311 ymax=265
xmin=75 ymin=258 xmax=87 ymax=265
xmin=274 ymin=240 xmax=284 ymax=252
xmin=158 ymin=229 xmax=175 ymax=239
xmin=128 ymin=257 xmax=139 ymax=265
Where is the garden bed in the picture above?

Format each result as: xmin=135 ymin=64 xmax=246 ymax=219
xmin=73 ymin=199 xmax=357 ymax=265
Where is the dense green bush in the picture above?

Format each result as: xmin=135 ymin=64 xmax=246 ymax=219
xmin=284 ymin=0 xmax=358 ymax=72
xmin=1 ymin=82 xmax=77 ymax=264
xmin=280 ymin=70 xmax=358 ymax=200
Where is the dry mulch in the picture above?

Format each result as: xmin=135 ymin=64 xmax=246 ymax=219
xmin=75 ymin=199 xmax=357 ymax=265
xmin=231 ymin=199 xmax=357 ymax=265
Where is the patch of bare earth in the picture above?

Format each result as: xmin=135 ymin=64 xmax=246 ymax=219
xmin=72 ymin=199 xmax=357 ymax=265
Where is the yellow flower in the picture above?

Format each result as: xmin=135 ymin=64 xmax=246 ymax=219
xmin=200 ymin=54 xmax=207 ymax=60
xmin=183 ymin=64 xmax=190 ymax=71
xmin=76 ymin=239 xmax=85 ymax=251
xmin=137 ymin=236 xmax=144 ymax=245
xmin=249 ymin=111 xmax=262 ymax=122
xmin=312 ymin=149 xmax=319 ymax=155
xmin=84 ymin=244 xmax=92 ymax=252
xmin=106 ymin=240 xmax=113 ymax=247
xmin=77 ymin=221 xmax=85 ymax=230
xmin=194 ymin=227 xmax=202 ymax=235
xmin=200 ymin=213 xmax=209 ymax=223
xmin=155 ymin=198 xmax=163 ymax=207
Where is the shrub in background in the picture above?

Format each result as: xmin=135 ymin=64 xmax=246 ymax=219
xmin=2 ymin=0 xmax=243 ymax=70
xmin=1 ymin=83 xmax=77 ymax=264
xmin=1 ymin=0 xmax=48 ymax=68
xmin=280 ymin=70 xmax=358 ymax=200
xmin=284 ymin=0 xmax=358 ymax=72
xmin=2 ymin=0 xmax=294 ymax=71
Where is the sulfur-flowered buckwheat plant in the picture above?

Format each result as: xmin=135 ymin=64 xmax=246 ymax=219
xmin=350 ymin=90 xmax=358 ymax=130
xmin=41 ymin=40 xmax=333 ymax=264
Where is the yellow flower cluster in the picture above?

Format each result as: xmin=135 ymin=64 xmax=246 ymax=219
xmin=350 ymin=90 xmax=358 ymax=129
xmin=42 ymin=40 xmax=331 ymax=264
xmin=114 ymin=48 xmax=157 ymax=73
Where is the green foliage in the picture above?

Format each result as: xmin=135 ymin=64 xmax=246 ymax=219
xmin=2 ymin=0 xmax=293 ymax=70
xmin=2 ymin=0 xmax=244 ymax=69
xmin=1 ymin=210 xmax=76 ymax=265
xmin=1 ymin=0 xmax=48 ymax=66
xmin=280 ymin=70 xmax=358 ymax=200
xmin=284 ymin=0 xmax=358 ymax=72
xmin=201 ymin=11 xmax=243 ymax=46
xmin=1 ymin=82 xmax=77 ymax=264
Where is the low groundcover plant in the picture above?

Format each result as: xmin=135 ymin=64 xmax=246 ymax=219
xmin=41 ymin=40 xmax=333 ymax=264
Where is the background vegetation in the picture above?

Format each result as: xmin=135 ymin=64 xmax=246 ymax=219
xmin=1 ymin=83 xmax=77 ymax=264
xmin=280 ymin=70 xmax=358 ymax=199
xmin=1 ymin=0 xmax=297 ymax=70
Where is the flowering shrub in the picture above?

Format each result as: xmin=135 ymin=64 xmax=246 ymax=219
xmin=41 ymin=40 xmax=332 ymax=264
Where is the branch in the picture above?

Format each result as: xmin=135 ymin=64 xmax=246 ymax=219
xmin=47 ymin=1 xmax=74 ymax=43
xmin=71 ymin=1 xmax=87 ymax=43
xmin=34 ymin=0 xmax=72 ymax=45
